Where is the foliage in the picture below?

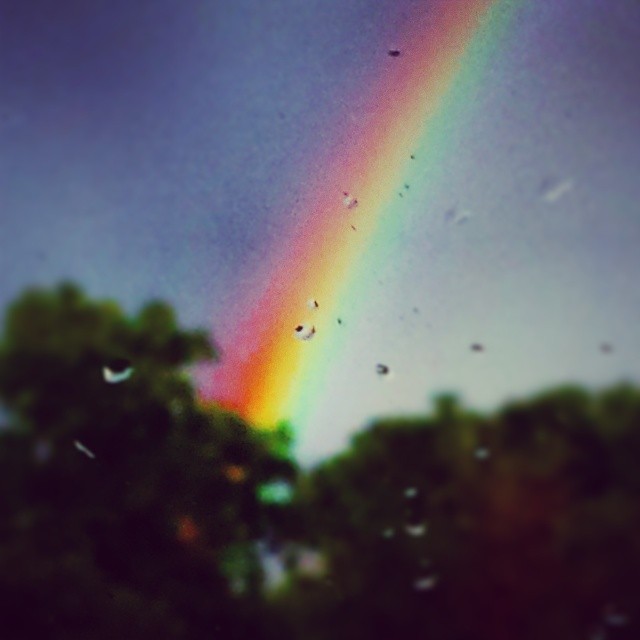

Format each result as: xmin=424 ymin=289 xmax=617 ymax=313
xmin=2 ymin=282 xmax=639 ymax=640
xmin=0 ymin=283 xmax=296 ymax=640
xmin=275 ymin=387 xmax=640 ymax=640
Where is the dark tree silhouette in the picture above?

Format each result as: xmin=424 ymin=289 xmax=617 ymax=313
xmin=274 ymin=387 xmax=640 ymax=640
xmin=0 ymin=283 xmax=295 ymax=640
xmin=3 ymin=283 xmax=639 ymax=640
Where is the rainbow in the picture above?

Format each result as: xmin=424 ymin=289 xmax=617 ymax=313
xmin=202 ymin=0 xmax=521 ymax=430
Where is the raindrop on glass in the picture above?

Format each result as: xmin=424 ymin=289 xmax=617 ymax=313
xmin=404 ymin=487 xmax=418 ymax=499
xmin=376 ymin=363 xmax=390 ymax=376
xmin=381 ymin=527 xmax=395 ymax=539
xmin=413 ymin=575 xmax=438 ymax=591
xmin=445 ymin=205 xmax=471 ymax=225
xmin=294 ymin=324 xmax=316 ymax=341
xmin=470 ymin=343 xmax=484 ymax=352
xmin=307 ymin=299 xmax=319 ymax=310
xmin=405 ymin=523 xmax=428 ymax=537
xmin=74 ymin=440 xmax=96 ymax=459
xmin=603 ymin=604 xmax=628 ymax=627
xmin=342 ymin=192 xmax=358 ymax=209
xmin=102 ymin=358 xmax=133 ymax=384
xmin=540 ymin=177 xmax=573 ymax=203
xmin=387 ymin=49 xmax=401 ymax=57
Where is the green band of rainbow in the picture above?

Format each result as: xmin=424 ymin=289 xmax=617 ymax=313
xmin=204 ymin=0 xmax=521 ymax=432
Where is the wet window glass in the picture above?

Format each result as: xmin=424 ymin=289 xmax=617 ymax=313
xmin=1 ymin=1 xmax=639 ymax=638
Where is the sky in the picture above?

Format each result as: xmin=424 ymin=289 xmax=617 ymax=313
xmin=1 ymin=0 xmax=639 ymax=465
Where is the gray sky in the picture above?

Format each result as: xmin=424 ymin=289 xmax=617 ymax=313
xmin=295 ymin=0 xmax=640 ymax=461
xmin=1 ymin=0 xmax=639 ymax=463
xmin=0 ymin=0 xmax=400 ymax=330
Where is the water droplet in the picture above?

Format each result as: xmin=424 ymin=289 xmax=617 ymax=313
xmin=470 ymin=343 xmax=484 ymax=352
xmin=74 ymin=440 xmax=96 ymax=459
xmin=410 ymin=154 xmax=415 ymax=160
xmin=600 ymin=343 xmax=613 ymax=354
xmin=381 ymin=527 xmax=395 ymax=539
xmin=605 ymin=614 xmax=628 ymax=627
xmin=404 ymin=487 xmax=418 ymax=498
xmin=405 ymin=523 xmax=428 ymax=537
xmin=444 ymin=205 xmax=471 ymax=225
xmin=102 ymin=358 xmax=133 ymax=384
xmin=404 ymin=184 xmax=410 ymax=190
xmin=307 ymin=299 xmax=319 ymax=310
xmin=387 ymin=49 xmax=401 ymax=57
xmin=294 ymin=324 xmax=316 ymax=341
xmin=413 ymin=575 xmax=438 ymax=591
xmin=376 ymin=363 xmax=390 ymax=376
xmin=342 ymin=192 xmax=358 ymax=209
xmin=541 ymin=177 xmax=573 ymax=203
xmin=474 ymin=447 xmax=490 ymax=460
xmin=337 ymin=318 xmax=343 ymax=325
xmin=603 ymin=604 xmax=628 ymax=627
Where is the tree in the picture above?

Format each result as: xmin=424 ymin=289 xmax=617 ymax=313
xmin=275 ymin=387 xmax=640 ymax=640
xmin=0 ymin=283 xmax=296 ymax=640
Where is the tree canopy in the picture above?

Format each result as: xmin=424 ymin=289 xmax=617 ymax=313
xmin=0 ymin=283 xmax=295 ymax=640
xmin=1 ymin=283 xmax=638 ymax=640
xmin=275 ymin=389 xmax=640 ymax=640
